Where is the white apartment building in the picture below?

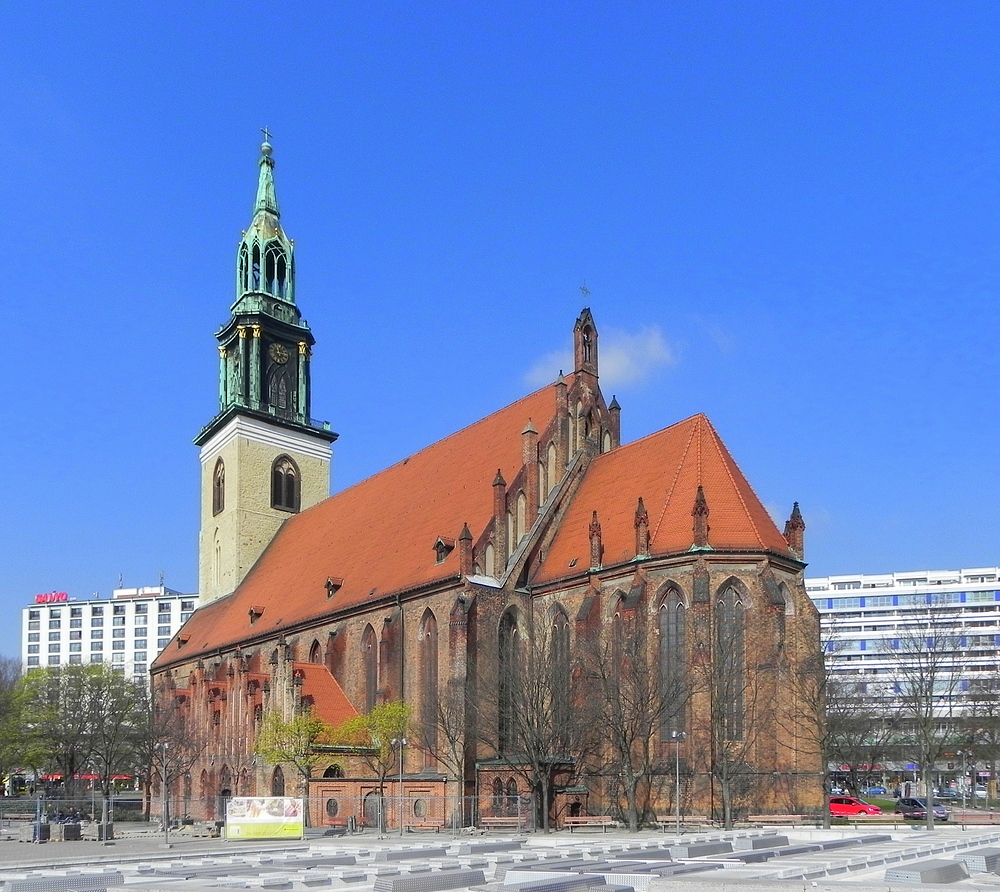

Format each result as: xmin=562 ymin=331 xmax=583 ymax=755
xmin=21 ymin=585 xmax=196 ymax=680
xmin=806 ymin=567 xmax=1000 ymax=712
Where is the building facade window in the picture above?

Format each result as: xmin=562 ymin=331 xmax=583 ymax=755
xmin=659 ymin=588 xmax=686 ymax=740
xmin=716 ymin=585 xmax=745 ymax=741
xmin=271 ymin=456 xmax=300 ymax=512
xmin=419 ymin=610 xmax=438 ymax=765
xmin=551 ymin=610 xmax=570 ymax=742
xmin=498 ymin=610 xmax=520 ymax=754
xmin=213 ymin=458 xmax=225 ymax=515
xmin=361 ymin=624 xmax=377 ymax=713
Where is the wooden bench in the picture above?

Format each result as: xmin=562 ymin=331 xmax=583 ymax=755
xmin=748 ymin=814 xmax=824 ymax=827
xmin=654 ymin=815 xmax=712 ymax=831
xmin=563 ymin=815 xmax=619 ymax=833
xmin=479 ymin=816 xmax=527 ymax=831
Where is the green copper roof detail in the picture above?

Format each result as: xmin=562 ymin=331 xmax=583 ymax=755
xmin=254 ymin=140 xmax=279 ymax=217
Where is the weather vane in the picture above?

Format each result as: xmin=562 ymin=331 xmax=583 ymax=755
xmin=580 ymin=283 xmax=590 ymax=304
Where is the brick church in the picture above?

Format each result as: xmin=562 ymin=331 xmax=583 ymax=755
xmin=150 ymin=141 xmax=823 ymax=829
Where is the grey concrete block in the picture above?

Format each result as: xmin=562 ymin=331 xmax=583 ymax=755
xmin=885 ymin=859 xmax=970 ymax=884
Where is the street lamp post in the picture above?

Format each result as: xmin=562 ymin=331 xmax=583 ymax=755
xmin=392 ymin=738 xmax=407 ymax=837
xmin=671 ymin=731 xmax=686 ymax=833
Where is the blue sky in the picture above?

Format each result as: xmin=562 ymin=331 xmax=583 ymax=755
xmin=3 ymin=3 xmax=1000 ymax=658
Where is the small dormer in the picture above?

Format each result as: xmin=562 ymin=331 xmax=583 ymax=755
xmin=325 ymin=576 xmax=344 ymax=598
xmin=434 ymin=537 xmax=456 ymax=564
xmin=248 ymin=605 xmax=265 ymax=625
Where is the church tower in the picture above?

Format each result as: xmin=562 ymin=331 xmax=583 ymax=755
xmin=195 ymin=137 xmax=337 ymax=604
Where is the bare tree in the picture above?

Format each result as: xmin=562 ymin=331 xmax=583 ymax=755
xmin=144 ymin=677 xmax=207 ymax=823
xmin=412 ymin=681 xmax=467 ymax=827
xmin=690 ymin=586 xmax=774 ymax=829
xmin=882 ymin=619 xmax=962 ymax=829
xmin=473 ymin=611 xmax=582 ymax=832
xmin=826 ymin=674 xmax=901 ymax=796
xmin=580 ymin=601 xmax=686 ymax=831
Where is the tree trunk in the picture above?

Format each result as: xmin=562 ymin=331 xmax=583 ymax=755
xmin=923 ymin=762 xmax=935 ymax=830
xmin=300 ymin=773 xmax=311 ymax=828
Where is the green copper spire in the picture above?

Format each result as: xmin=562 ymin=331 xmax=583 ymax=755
xmin=234 ymin=136 xmax=296 ymax=307
xmin=254 ymin=137 xmax=279 ymax=217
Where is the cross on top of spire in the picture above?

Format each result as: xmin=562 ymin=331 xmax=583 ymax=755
xmin=261 ymin=126 xmax=273 ymax=144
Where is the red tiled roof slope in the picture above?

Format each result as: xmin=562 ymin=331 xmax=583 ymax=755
xmin=535 ymin=414 xmax=791 ymax=583
xmin=157 ymin=386 xmax=558 ymax=665
xmin=293 ymin=662 xmax=358 ymax=728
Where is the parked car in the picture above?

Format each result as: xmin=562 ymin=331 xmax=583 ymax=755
xmin=830 ymin=796 xmax=882 ymax=816
xmin=895 ymin=797 xmax=949 ymax=821
xmin=862 ymin=785 xmax=887 ymax=796
xmin=975 ymin=785 xmax=988 ymax=799
xmin=935 ymin=789 xmax=960 ymax=800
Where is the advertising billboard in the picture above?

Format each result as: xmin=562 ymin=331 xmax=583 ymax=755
xmin=225 ymin=796 xmax=304 ymax=839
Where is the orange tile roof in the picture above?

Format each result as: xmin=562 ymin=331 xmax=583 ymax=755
xmin=534 ymin=414 xmax=792 ymax=584
xmin=156 ymin=385 xmax=558 ymax=667
xmin=293 ymin=662 xmax=358 ymax=728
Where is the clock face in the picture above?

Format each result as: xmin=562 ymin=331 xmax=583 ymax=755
xmin=269 ymin=342 xmax=290 ymax=364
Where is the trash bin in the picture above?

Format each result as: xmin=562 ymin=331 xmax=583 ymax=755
xmin=97 ymin=823 xmax=114 ymax=841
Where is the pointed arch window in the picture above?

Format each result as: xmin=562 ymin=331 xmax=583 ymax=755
xmin=362 ymin=624 xmax=377 ymax=713
xmin=516 ymin=492 xmax=527 ymax=544
xmin=419 ymin=610 xmax=438 ymax=766
xmin=498 ymin=611 xmax=520 ymax=753
xmin=658 ymin=589 xmax=686 ymax=741
xmin=212 ymin=459 xmax=225 ymax=516
xmin=271 ymin=455 xmax=300 ymax=512
xmin=239 ymin=245 xmax=249 ymax=293
xmin=264 ymin=242 xmax=287 ymax=298
xmin=716 ymin=585 xmax=745 ymax=741
xmin=271 ymin=765 xmax=285 ymax=796
xmin=251 ymin=244 xmax=261 ymax=290
xmin=546 ymin=443 xmax=557 ymax=496
xmin=551 ymin=610 xmax=570 ymax=743
xmin=309 ymin=640 xmax=322 ymax=664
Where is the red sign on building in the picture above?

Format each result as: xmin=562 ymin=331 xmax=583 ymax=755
xmin=34 ymin=592 xmax=68 ymax=604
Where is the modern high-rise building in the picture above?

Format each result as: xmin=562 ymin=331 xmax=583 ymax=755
xmin=806 ymin=566 xmax=1000 ymax=712
xmin=21 ymin=585 xmax=196 ymax=680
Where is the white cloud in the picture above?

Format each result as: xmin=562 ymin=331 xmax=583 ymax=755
xmin=524 ymin=326 xmax=676 ymax=390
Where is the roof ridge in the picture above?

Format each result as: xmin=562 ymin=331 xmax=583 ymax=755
xmin=651 ymin=415 xmax=700 ymax=543
xmin=324 ymin=385 xmax=554 ymax=502
xmin=702 ymin=416 xmax=766 ymax=550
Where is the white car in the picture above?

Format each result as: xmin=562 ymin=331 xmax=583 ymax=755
xmin=975 ymin=785 xmax=988 ymax=799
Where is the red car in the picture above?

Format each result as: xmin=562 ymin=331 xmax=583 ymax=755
xmin=830 ymin=796 xmax=882 ymax=816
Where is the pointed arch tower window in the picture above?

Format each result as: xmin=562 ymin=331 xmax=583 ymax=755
xmin=239 ymin=245 xmax=249 ymax=293
xmin=271 ymin=456 xmax=300 ymax=512
xmin=264 ymin=242 xmax=287 ymax=297
xmin=212 ymin=459 xmax=225 ymax=516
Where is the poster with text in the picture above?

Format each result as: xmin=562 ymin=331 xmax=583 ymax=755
xmin=225 ymin=796 xmax=304 ymax=839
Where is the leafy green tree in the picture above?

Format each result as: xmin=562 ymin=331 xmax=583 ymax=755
xmin=255 ymin=709 xmax=334 ymax=827
xmin=88 ymin=665 xmax=147 ymax=829
xmin=332 ymin=701 xmax=411 ymax=831
xmin=18 ymin=665 xmax=102 ymax=798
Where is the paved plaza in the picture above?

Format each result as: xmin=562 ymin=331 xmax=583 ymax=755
xmin=4 ymin=822 xmax=1000 ymax=890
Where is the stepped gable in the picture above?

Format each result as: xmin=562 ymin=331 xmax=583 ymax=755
xmin=293 ymin=662 xmax=358 ymax=727
xmin=156 ymin=385 xmax=558 ymax=667
xmin=534 ymin=413 xmax=792 ymax=583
